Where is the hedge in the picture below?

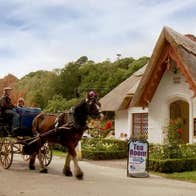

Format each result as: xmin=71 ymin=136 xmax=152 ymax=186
xmin=149 ymin=143 xmax=196 ymax=160
xmin=149 ymin=158 xmax=196 ymax=173
xmin=81 ymin=138 xmax=127 ymax=160
xmin=148 ymin=143 xmax=196 ymax=173
xmin=53 ymin=144 xmax=67 ymax=152
xmin=82 ymin=150 xmax=127 ymax=160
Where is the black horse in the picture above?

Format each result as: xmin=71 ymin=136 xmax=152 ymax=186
xmin=24 ymin=94 xmax=103 ymax=179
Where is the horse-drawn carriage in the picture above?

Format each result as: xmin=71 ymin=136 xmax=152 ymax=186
xmin=0 ymin=91 xmax=103 ymax=179
xmin=0 ymin=107 xmax=52 ymax=169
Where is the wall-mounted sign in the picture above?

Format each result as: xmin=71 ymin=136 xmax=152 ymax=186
xmin=127 ymin=140 xmax=149 ymax=178
xmin=173 ymin=76 xmax=181 ymax=84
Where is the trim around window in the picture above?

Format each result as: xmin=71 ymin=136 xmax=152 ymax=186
xmin=193 ymin=118 xmax=196 ymax=137
xmin=132 ymin=113 xmax=148 ymax=137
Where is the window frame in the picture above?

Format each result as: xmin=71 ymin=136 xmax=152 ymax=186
xmin=193 ymin=118 xmax=196 ymax=137
xmin=132 ymin=113 xmax=148 ymax=137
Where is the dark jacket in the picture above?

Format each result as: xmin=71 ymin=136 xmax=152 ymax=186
xmin=0 ymin=95 xmax=15 ymax=112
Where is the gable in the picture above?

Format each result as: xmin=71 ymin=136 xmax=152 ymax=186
xmin=131 ymin=27 xmax=196 ymax=107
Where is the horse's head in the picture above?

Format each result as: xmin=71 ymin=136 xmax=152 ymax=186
xmin=86 ymin=91 xmax=104 ymax=120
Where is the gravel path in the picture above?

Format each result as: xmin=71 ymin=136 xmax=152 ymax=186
xmin=0 ymin=156 xmax=195 ymax=196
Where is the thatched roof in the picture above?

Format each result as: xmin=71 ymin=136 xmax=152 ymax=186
xmin=100 ymin=65 xmax=147 ymax=111
xmin=131 ymin=26 xmax=196 ymax=107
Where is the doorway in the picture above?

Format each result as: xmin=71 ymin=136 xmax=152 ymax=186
xmin=170 ymin=100 xmax=189 ymax=143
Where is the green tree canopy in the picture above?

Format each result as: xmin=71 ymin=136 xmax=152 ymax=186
xmin=13 ymin=56 xmax=149 ymax=110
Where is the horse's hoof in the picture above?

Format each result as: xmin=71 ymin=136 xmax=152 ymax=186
xmin=63 ymin=168 xmax=73 ymax=176
xmin=76 ymin=173 xmax=83 ymax=180
xmin=29 ymin=165 xmax=35 ymax=170
xmin=40 ymin=168 xmax=48 ymax=173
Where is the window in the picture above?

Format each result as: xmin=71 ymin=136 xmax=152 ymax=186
xmin=194 ymin=118 xmax=196 ymax=136
xmin=132 ymin=113 xmax=148 ymax=137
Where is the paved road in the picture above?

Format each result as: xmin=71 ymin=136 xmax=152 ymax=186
xmin=0 ymin=156 xmax=195 ymax=196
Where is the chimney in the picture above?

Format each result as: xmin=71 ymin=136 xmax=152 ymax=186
xmin=185 ymin=34 xmax=196 ymax=42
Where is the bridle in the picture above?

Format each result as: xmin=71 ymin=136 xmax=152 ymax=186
xmin=86 ymin=98 xmax=102 ymax=118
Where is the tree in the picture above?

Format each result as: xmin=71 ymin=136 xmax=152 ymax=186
xmin=14 ymin=70 xmax=57 ymax=107
xmin=44 ymin=95 xmax=67 ymax=113
xmin=114 ymin=57 xmax=135 ymax=69
xmin=53 ymin=63 xmax=81 ymax=99
xmin=126 ymin=56 xmax=149 ymax=76
xmin=10 ymin=55 xmax=149 ymax=111
xmin=32 ymin=90 xmax=45 ymax=109
xmin=44 ymin=95 xmax=79 ymax=113
xmin=75 ymin=56 xmax=88 ymax=65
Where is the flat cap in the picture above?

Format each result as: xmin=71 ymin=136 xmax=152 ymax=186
xmin=3 ymin=86 xmax=12 ymax=90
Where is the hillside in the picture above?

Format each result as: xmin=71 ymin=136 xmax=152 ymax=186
xmin=0 ymin=56 xmax=149 ymax=110
xmin=0 ymin=74 xmax=18 ymax=90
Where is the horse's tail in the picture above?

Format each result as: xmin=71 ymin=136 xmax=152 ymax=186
xmin=32 ymin=112 xmax=45 ymax=135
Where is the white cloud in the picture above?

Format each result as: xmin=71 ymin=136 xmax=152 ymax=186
xmin=0 ymin=0 xmax=196 ymax=78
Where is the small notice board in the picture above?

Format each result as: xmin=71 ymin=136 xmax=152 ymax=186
xmin=127 ymin=140 xmax=149 ymax=178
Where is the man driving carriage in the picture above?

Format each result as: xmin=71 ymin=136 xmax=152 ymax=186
xmin=0 ymin=87 xmax=19 ymax=132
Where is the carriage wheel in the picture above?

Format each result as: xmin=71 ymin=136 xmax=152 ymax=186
xmin=19 ymin=144 xmax=30 ymax=161
xmin=40 ymin=142 xmax=53 ymax=166
xmin=0 ymin=138 xmax=13 ymax=169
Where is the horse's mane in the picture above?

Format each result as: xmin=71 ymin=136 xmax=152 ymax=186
xmin=72 ymin=100 xmax=89 ymax=127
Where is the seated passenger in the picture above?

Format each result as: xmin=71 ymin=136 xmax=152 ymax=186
xmin=17 ymin=97 xmax=25 ymax=107
xmin=0 ymin=87 xmax=19 ymax=131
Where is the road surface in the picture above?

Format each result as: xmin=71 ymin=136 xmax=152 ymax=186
xmin=0 ymin=156 xmax=195 ymax=196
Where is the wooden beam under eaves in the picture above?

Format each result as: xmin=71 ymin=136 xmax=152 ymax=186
xmin=168 ymin=47 xmax=196 ymax=96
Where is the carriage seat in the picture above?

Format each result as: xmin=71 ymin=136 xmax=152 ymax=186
xmin=11 ymin=107 xmax=41 ymax=137
xmin=0 ymin=107 xmax=41 ymax=137
xmin=17 ymin=107 xmax=41 ymax=129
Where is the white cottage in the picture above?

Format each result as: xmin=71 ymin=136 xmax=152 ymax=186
xmin=101 ymin=26 xmax=196 ymax=144
xmin=100 ymin=64 xmax=147 ymax=138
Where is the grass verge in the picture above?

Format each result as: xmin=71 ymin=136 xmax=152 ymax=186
xmin=151 ymin=171 xmax=196 ymax=183
xmin=53 ymin=150 xmax=67 ymax=158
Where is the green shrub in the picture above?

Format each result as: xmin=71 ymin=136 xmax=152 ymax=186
xmin=53 ymin=144 xmax=67 ymax=152
xmin=167 ymin=118 xmax=183 ymax=145
xmin=180 ymin=144 xmax=196 ymax=158
xmin=149 ymin=158 xmax=196 ymax=173
xmin=162 ymin=145 xmax=182 ymax=159
xmin=149 ymin=143 xmax=196 ymax=160
xmin=149 ymin=143 xmax=196 ymax=173
xmin=82 ymin=150 xmax=127 ymax=160
xmin=81 ymin=138 xmax=127 ymax=160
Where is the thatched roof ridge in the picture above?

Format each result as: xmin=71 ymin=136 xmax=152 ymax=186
xmin=165 ymin=27 xmax=196 ymax=56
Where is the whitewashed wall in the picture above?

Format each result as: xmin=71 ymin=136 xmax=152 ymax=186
xmin=115 ymin=110 xmax=129 ymax=138
xmin=148 ymin=69 xmax=195 ymax=144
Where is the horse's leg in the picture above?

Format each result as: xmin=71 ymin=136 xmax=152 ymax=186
xmin=63 ymin=153 xmax=73 ymax=176
xmin=29 ymin=153 xmax=36 ymax=170
xmin=37 ymin=149 xmax=48 ymax=173
xmin=69 ymin=148 xmax=83 ymax=180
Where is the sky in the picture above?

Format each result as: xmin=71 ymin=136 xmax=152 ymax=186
xmin=0 ymin=0 xmax=196 ymax=78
